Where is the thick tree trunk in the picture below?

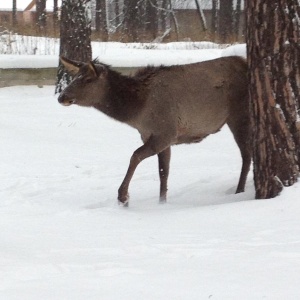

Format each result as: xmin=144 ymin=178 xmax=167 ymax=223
xmin=55 ymin=0 xmax=92 ymax=93
xmin=247 ymin=0 xmax=300 ymax=199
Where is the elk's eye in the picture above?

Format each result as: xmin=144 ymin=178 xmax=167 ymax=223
xmin=84 ymin=77 xmax=93 ymax=84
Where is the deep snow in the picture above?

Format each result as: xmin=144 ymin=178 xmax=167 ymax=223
xmin=1 ymin=44 xmax=300 ymax=299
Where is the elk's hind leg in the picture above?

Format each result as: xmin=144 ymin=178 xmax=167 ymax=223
xmin=235 ymin=141 xmax=251 ymax=193
xmin=227 ymin=116 xmax=252 ymax=193
xmin=158 ymin=147 xmax=171 ymax=203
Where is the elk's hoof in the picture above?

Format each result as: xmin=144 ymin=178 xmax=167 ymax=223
xmin=159 ymin=197 xmax=167 ymax=204
xmin=118 ymin=193 xmax=129 ymax=207
xmin=118 ymin=200 xmax=129 ymax=207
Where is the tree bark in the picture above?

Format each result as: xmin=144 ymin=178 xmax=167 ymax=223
xmin=12 ymin=0 xmax=17 ymax=27
xmin=234 ymin=0 xmax=242 ymax=40
xmin=168 ymin=0 xmax=179 ymax=41
xmin=55 ymin=0 xmax=92 ymax=93
xmin=194 ymin=0 xmax=207 ymax=32
xmin=211 ymin=0 xmax=218 ymax=41
xmin=160 ymin=0 xmax=169 ymax=34
xmin=36 ymin=0 xmax=47 ymax=35
xmin=122 ymin=0 xmax=141 ymax=42
xmin=95 ymin=0 xmax=108 ymax=41
xmin=145 ymin=0 xmax=158 ymax=40
xmin=53 ymin=0 xmax=59 ymax=33
xmin=247 ymin=0 xmax=300 ymax=199
xmin=219 ymin=0 xmax=233 ymax=43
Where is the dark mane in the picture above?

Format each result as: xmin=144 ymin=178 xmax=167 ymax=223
xmin=134 ymin=65 xmax=171 ymax=81
xmin=92 ymin=57 xmax=101 ymax=65
xmin=99 ymin=62 xmax=143 ymax=122
xmin=92 ymin=57 xmax=111 ymax=70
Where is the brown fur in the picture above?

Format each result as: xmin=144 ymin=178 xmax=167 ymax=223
xmin=58 ymin=56 xmax=251 ymax=206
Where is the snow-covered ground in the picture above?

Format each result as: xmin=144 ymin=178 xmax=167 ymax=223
xmin=1 ymin=44 xmax=300 ymax=299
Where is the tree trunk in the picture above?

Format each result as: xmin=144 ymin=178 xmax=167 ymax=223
xmin=12 ymin=0 xmax=17 ymax=27
xmin=122 ymin=0 xmax=141 ymax=42
xmin=95 ymin=0 xmax=108 ymax=41
xmin=36 ymin=0 xmax=47 ymax=35
xmin=55 ymin=0 xmax=92 ymax=94
xmin=114 ymin=0 xmax=121 ymax=31
xmin=145 ymin=0 xmax=158 ymax=40
xmin=211 ymin=0 xmax=218 ymax=41
xmin=219 ymin=0 xmax=233 ymax=43
xmin=246 ymin=0 xmax=300 ymax=199
xmin=234 ymin=0 xmax=241 ymax=41
xmin=168 ymin=0 xmax=179 ymax=41
xmin=160 ymin=0 xmax=169 ymax=34
xmin=53 ymin=0 xmax=59 ymax=34
xmin=194 ymin=0 xmax=207 ymax=32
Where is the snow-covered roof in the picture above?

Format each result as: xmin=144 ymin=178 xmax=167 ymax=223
xmin=0 ymin=0 xmax=61 ymax=11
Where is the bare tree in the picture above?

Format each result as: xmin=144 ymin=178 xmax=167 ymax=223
xmin=194 ymin=0 xmax=207 ymax=31
xmin=160 ymin=0 xmax=169 ymax=34
xmin=219 ymin=0 xmax=233 ymax=42
xmin=145 ymin=0 xmax=158 ymax=39
xmin=122 ymin=0 xmax=144 ymax=41
xmin=211 ymin=0 xmax=218 ymax=41
xmin=95 ymin=0 xmax=108 ymax=41
xmin=12 ymin=0 xmax=17 ymax=28
xmin=53 ymin=0 xmax=59 ymax=33
xmin=168 ymin=0 xmax=179 ymax=40
xmin=55 ymin=0 xmax=92 ymax=93
xmin=114 ymin=0 xmax=121 ymax=30
xmin=247 ymin=0 xmax=300 ymax=198
xmin=36 ymin=0 xmax=47 ymax=34
xmin=234 ymin=0 xmax=242 ymax=40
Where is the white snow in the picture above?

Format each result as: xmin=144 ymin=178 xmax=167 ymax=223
xmin=0 ymin=54 xmax=59 ymax=68
xmin=222 ymin=43 xmax=247 ymax=58
xmin=1 ymin=44 xmax=300 ymax=299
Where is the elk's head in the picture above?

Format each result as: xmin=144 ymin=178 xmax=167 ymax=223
xmin=58 ymin=56 xmax=108 ymax=107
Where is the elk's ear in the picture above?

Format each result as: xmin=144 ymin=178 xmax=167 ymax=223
xmin=60 ymin=56 xmax=83 ymax=75
xmin=88 ymin=61 xmax=99 ymax=78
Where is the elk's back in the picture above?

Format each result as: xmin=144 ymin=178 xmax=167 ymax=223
xmin=136 ymin=56 xmax=248 ymax=144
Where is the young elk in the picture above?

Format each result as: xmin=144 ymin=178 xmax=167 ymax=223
xmin=58 ymin=56 xmax=251 ymax=206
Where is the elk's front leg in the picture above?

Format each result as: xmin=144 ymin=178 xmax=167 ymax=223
xmin=158 ymin=147 xmax=171 ymax=203
xmin=118 ymin=135 xmax=174 ymax=206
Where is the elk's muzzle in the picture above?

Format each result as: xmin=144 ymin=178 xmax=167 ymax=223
xmin=58 ymin=93 xmax=75 ymax=106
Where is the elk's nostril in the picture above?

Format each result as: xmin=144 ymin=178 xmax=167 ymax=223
xmin=58 ymin=94 xmax=64 ymax=103
xmin=58 ymin=94 xmax=74 ymax=106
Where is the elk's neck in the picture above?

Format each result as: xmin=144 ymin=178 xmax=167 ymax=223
xmin=93 ymin=71 xmax=144 ymax=124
